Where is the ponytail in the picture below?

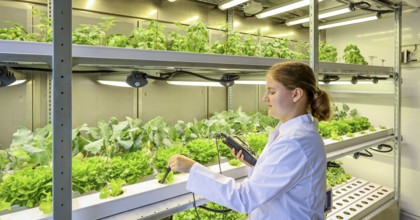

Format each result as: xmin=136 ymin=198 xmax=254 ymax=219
xmin=310 ymin=88 xmax=332 ymax=122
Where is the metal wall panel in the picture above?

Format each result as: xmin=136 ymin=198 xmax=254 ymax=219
xmin=72 ymin=74 xmax=137 ymax=127
xmin=0 ymin=1 xmax=32 ymax=29
xmin=233 ymin=84 xmax=260 ymax=113
xmin=208 ymin=87 xmax=227 ymax=116
xmin=72 ymin=0 xmax=159 ymax=20
xmin=258 ymin=84 xmax=267 ymax=112
xmin=140 ymin=81 xmax=207 ymax=124
xmin=0 ymin=81 xmax=31 ymax=150
xmin=31 ymin=71 xmax=49 ymax=130
xmin=72 ymin=10 xmax=137 ymax=36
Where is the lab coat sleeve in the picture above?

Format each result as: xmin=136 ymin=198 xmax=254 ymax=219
xmin=186 ymin=139 xmax=308 ymax=213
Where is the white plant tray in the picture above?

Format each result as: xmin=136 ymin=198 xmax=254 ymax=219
xmin=0 ymin=163 xmax=248 ymax=220
xmin=327 ymin=178 xmax=394 ymax=220
xmin=325 ymin=128 xmax=394 ymax=161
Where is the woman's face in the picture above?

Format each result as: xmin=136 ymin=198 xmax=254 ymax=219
xmin=262 ymin=74 xmax=295 ymax=122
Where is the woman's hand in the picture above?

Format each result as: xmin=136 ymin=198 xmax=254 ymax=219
xmin=231 ymin=148 xmax=253 ymax=167
xmin=168 ymin=154 xmax=197 ymax=173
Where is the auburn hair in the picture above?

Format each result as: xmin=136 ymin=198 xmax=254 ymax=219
xmin=267 ymin=61 xmax=332 ymax=121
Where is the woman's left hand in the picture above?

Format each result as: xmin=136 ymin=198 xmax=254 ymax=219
xmin=168 ymin=154 xmax=197 ymax=173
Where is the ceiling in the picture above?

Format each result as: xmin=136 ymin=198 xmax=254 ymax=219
xmin=196 ymin=0 xmax=418 ymax=26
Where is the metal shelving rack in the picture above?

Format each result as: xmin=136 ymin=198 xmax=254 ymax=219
xmin=0 ymin=1 xmax=401 ymax=220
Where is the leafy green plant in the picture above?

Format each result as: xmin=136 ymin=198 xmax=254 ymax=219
xmin=107 ymin=34 xmax=130 ymax=48
xmin=327 ymin=160 xmax=352 ymax=187
xmin=292 ymin=41 xmax=310 ymax=60
xmin=106 ymin=150 xmax=153 ymax=184
xmin=185 ymin=21 xmax=211 ymax=53
xmin=318 ymin=104 xmax=372 ymax=139
xmin=242 ymin=34 xmax=258 ymax=57
xmin=72 ymin=17 xmax=116 ymax=46
xmin=261 ymin=38 xmax=294 ymax=59
xmin=245 ymin=133 xmax=268 ymax=156
xmin=343 ymin=44 xmax=368 ymax=65
xmin=153 ymin=145 xmax=189 ymax=172
xmin=100 ymin=179 xmax=126 ymax=199
xmin=39 ymin=192 xmax=52 ymax=214
xmin=8 ymin=125 xmax=52 ymax=170
xmin=319 ymin=42 xmax=338 ymax=62
xmin=0 ymin=21 xmax=36 ymax=41
xmin=186 ymin=139 xmax=218 ymax=165
xmin=228 ymin=158 xmax=242 ymax=166
xmin=173 ymin=202 xmax=247 ymax=220
xmin=72 ymin=156 xmax=108 ymax=194
xmin=129 ymin=20 xmax=166 ymax=50
xmin=32 ymin=8 xmax=52 ymax=42
xmin=166 ymin=23 xmax=187 ymax=52
xmin=0 ymin=166 xmax=52 ymax=211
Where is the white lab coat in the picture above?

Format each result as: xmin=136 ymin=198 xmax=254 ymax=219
xmin=186 ymin=113 xmax=326 ymax=220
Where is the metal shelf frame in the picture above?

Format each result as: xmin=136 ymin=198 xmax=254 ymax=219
xmin=0 ymin=40 xmax=394 ymax=75
xmin=0 ymin=1 xmax=401 ymax=219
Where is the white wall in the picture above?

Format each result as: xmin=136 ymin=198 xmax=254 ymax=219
xmin=326 ymin=10 xmax=420 ymax=218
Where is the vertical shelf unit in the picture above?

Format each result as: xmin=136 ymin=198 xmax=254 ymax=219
xmin=0 ymin=1 xmax=401 ymax=220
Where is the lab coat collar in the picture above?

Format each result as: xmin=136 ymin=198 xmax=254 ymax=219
xmin=279 ymin=113 xmax=313 ymax=134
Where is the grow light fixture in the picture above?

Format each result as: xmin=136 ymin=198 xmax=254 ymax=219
xmin=286 ymin=5 xmax=353 ymax=26
xmin=98 ymin=71 xmax=157 ymax=88
xmin=98 ymin=71 xmax=239 ymax=88
xmin=319 ymin=13 xmax=381 ymax=30
xmin=219 ymin=0 xmax=249 ymax=10
xmin=0 ymin=66 xmax=27 ymax=87
xmin=256 ymin=0 xmax=323 ymax=19
xmin=317 ymin=74 xmax=389 ymax=85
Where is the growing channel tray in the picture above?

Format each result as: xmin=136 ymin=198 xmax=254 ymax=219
xmin=0 ymin=163 xmax=248 ymax=220
xmin=327 ymin=177 xmax=394 ymax=220
xmin=325 ymin=128 xmax=394 ymax=161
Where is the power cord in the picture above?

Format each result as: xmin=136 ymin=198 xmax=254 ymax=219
xmin=191 ymin=134 xmax=232 ymax=219
xmin=370 ymin=144 xmax=393 ymax=153
xmin=353 ymin=149 xmax=373 ymax=159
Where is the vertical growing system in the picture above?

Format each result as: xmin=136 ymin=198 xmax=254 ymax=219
xmin=0 ymin=0 xmax=402 ymax=219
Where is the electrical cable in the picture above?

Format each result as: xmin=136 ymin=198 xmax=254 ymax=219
xmin=161 ymin=70 xmax=240 ymax=83
xmin=192 ymin=193 xmax=201 ymax=220
xmin=352 ymin=1 xmax=394 ymax=13
xmin=353 ymin=149 xmax=373 ymax=159
xmin=191 ymin=134 xmax=233 ymax=219
xmin=370 ymin=144 xmax=393 ymax=153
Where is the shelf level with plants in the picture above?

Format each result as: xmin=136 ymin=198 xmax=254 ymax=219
xmin=0 ymin=105 xmax=396 ymax=219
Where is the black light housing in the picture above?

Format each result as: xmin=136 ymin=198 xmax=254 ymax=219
xmin=0 ymin=66 xmax=17 ymax=87
xmin=220 ymin=73 xmax=240 ymax=87
xmin=320 ymin=74 xmax=340 ymax=84
xmin=351 ymin=76 xmax=358 ymax=84
xmin=126 ymin=71 xmax=148 ymax=88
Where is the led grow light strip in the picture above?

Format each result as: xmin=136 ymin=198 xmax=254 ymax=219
xmin=319 ymin=15 xmax=379 ymax=30
xmin=286 ymin=6 xmax=352 ymax=26
xmin=219 ymin=0 xmax=249 ymax=10
xmin=256 ymin=0 xmax=323 ymax=19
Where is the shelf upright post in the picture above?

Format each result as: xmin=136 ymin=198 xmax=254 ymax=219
xmin=309 ymin=0 xmax=319 ymax=78
xmin=52 ymin=0 xmax=72 ymax=219
xmin=227 ymin=8 xmax=234 ymax=110
xmin=393 ymin=3 xmax=402 ymax=206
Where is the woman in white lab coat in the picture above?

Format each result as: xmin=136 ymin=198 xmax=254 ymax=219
xmin=168 ymin=61 xmax=332 ymax=220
